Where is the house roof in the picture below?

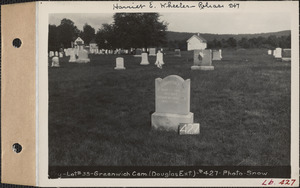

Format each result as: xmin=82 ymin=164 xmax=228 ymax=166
xmin=75 ymin=37 xmax=84 ymax=43
xmin=187 ymin=34 xmax=207 ymax=43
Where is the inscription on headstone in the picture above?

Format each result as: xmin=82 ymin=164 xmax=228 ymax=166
xmin=156 ymin=76 xmax=190 ymax=114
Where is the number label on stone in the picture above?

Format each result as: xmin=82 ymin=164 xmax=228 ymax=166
xmin=178 ymin=123 xmax=200 ymax=135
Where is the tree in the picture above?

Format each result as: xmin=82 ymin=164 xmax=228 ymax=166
xmin=80 ymin=23 xmax=95 ymax=45
xmin=48 ymin=24 xmax=60 ymax=51
xmin=227 ymin=37 xmax=237 ymax=48
xmin=57 ymin=18 xmax=80 ymax=48
xmin=113 ymin=13 xmax=168 ymax=50
xmin=95 ymin=24 xmax=116 ymax=50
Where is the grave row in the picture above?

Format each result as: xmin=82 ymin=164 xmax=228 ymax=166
xmin=268 ymin=48 xmax=291 ymax=61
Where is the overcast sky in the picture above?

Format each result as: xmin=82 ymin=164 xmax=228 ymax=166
xmin=49 ymin=12 xmax=290 ymax=34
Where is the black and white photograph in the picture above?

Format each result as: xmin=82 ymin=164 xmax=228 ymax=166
xmin=40 ymin=1 xmax=298 ymax=186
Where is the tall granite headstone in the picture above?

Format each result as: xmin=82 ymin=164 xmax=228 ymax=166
xmin=191 ymin=49 xmax=214 ymax=70
xmin=151 ymin=75 xmax=194 ymax=131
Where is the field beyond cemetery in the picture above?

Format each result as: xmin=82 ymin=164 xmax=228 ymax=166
xmin=49 ymin=49 xmax=290 ymax=166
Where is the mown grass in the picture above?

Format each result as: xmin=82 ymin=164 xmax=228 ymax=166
xmin=48 ymin=48 xmax=290 ymax=166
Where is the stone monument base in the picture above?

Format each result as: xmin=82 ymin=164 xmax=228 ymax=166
xmin=114 ymin=67 xmax=126 ymax=70
xmin=282 ymin=57 xmax=291 ymax=61
xmin=191 ymin=65 xmax=214 ymax=70
xmin=140 ymin=62 xmax=149 ymax=65
xmin=151 ymin=112 xmax=194 ymax=132
xmin=133 ymin=55 xmax=142 ymax=57
xmin=76 ymin=59 xmax=90 ymax=63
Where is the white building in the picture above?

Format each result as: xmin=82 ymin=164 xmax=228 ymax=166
xmin=187 ymin=33 xmax=207 ymax=51
xmin=74 ymin=37 xmax=84 ymax=50
xmin=89 ymin=39 xmax=98 ymax=54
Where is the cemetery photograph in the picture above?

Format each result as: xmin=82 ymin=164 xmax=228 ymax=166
xmin=48 ymin=11 xmax=291 ymax=170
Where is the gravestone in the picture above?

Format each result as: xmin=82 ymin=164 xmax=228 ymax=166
xmin=134 ymin=49 xmax=142 ymax=57
xmin=140 ymin=53 xmax=149 ymax=65
xmin=49 ymin=51 xmax=54 ymax=57
xmin=155 ymin=51 xmax=164 ymax=69
xmin=268 ymin=50 xmax=272 ymax=55
xmin=212 ymin=50 xmax=221 ymax=60
xmin=149 ymin=48 xmax=156 ymax=56
xmin=275 ymin=48 xmax=282 ymax=58
xmin=219 ymin=49 xmax=222 ymax=58
xmin=68 ymin=49 xmax=76 ymax=62
xmin=174 ymin=49 xmax=181 ymax=57
xmin=51 ymin=57 xmax=60 ymax=67
xmin=282 ymin=49 xmax=291 ymax=61
xmin=76 ymin=49 xmax=90 ymax=63
xmin=59 ymin=52 xmax=63 ymax=58
xmin=151 ymin=75 xmax=194 ymax=131
xmin=114 ymin=57 xmax=126 ymax=70
xmin=273 ymin=50 xmax=276 ymax=57
xmin=55 ymin=51 xmax=58 ymax=57
xmin=191 ymin=49 xmax=214 ymax=70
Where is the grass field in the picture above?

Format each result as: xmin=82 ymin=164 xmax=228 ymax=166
xmin=48 ymin=48 xmax=290 ymax=167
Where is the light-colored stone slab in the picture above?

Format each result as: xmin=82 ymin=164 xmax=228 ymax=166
xmin=149 ymin=48 xmax=156 ymax=56
xmin=212 ymin=50 xmax=221 ymax=60
xmin=192 ymin=49 xmax=214 ymax=70
xmin=59 ymin=52 xmax=63 ymax=58
xmin=268 ymin=50 xmax=272 ymax=55
xmin=156 ymin=75 xmax=190 ymax=115
xmin=152 ymin=112 xmax=194 ymax=132
xmin=140 ymin=53 xmax=149 ymax=65
xmin=151 ymin=75 xmax=194 ymax=131
xmin=55 ymin=51 xmax=58 ymax=57
xmin=76 ymin=49 xmax=90 ymax=63
xmin=51 ymin=56 xmax=60 ymax=67
xmin=68 ymin=49 xmax=76 ymax=62
xmin=275 ymin=48 xmax=282 ymax=58
xmin=114 ymin=57 xmax=126 ymax=70
xmin=178 ymin=123 xmax=200 ymax=135
xmin=49 ymin=51 xmax=54 ymax=57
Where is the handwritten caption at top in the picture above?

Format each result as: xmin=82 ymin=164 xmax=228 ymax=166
xmin=113 ymin=1 xmax=240 ymax=10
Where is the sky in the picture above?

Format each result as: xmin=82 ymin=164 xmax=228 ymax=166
xmin=49 ymin=12 xmax=291 ymax=34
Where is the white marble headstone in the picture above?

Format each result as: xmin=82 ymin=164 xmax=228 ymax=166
xmin=155 ymin=51 xmax=164 ymax=68
xmin=149 ymin=48 xmax=156 ymax=56
xmin=114 ymin=57 xmax=126 ymax=70
xmin=51 ymin=56 xmax=60 ymax=67
xmin=140 ymin=53 xmax=149 ymax=65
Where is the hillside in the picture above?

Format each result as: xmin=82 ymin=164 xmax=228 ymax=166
xmin=166 ymin=30 xmax=291 ymax=42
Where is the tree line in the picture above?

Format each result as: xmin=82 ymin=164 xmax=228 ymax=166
xmin=167 ymin=35 xmax=291 ymax=51
xmin=48 ymin=13 xmax=167 ymax=52
xmin=49 ymin=14 xmax=291 ymax=52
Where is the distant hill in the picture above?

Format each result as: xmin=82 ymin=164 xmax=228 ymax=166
xmin=166 ymin=30 xmax=291 ymax=42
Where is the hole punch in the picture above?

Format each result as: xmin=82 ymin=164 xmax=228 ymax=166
xmin=12 ymin=143 xmax=22 ymax=153
xmin=12 ymin=38 xmax=22 ymax=48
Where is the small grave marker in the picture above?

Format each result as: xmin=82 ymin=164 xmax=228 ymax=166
xmin=114 ymin=57 xmax=126 ymax=70
xmin=140 ymin=53 xmax=149 ymax=65
xmin=178 ymin=123 xmax=200 ymax=135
